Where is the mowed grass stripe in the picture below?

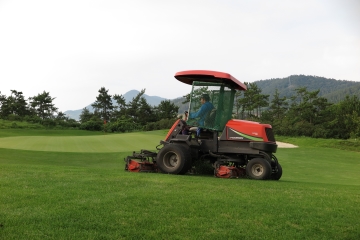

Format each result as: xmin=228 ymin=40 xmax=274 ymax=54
xmin=0 ymin=132 xmax=163 ymax=152
xmin=277 ymin=148 xmax=360 ymax=186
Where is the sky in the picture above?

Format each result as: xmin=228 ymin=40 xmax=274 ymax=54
xmin=0 ymin=0 xmax=359 ymax=112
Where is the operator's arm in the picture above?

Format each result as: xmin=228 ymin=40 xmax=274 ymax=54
xmin=189 ymin=105 xmax=204 ymax=119
xmin=189 ymin=102 xmax=212 ymax=119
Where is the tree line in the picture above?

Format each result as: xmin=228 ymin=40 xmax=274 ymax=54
xmin=0 ymin=90 xmax=78 ymax=128
xmin=1 ymin=85 xmax=359 ymax=139
xmin=0 ymin=88 xmax=179 ymax=132
xmin=79 ymin=87 xmax=179 ymax=132
xmin=234 ymin=82 xmax=360 ymax=139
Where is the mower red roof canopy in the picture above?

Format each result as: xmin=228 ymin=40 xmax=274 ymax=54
xmin=174 ymin=70 xmax=247 ymax=91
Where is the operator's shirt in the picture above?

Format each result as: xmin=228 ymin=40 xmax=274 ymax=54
xmin=189 ymin=101 xmax=214 ymax=127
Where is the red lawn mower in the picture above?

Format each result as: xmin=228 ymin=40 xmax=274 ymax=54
xmin=125 ymin=70 xmax=282 ymax=180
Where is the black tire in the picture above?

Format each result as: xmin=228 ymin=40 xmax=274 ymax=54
xmin=246 ymin=158 xmax=272 ymax=180
xmin=271 ymin=163 xmax=282 ymax=180
xmin=156 ymin=144 xmax=191 ymax=175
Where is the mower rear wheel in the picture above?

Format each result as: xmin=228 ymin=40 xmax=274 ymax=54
xmin=156 ymin=144 xmax=191 ymax=175
xmin=246 ymin=158 xmax=272 ymax=180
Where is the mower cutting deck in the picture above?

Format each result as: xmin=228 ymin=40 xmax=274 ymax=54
xmin=125 ymin=150 xmax=158 ymax=173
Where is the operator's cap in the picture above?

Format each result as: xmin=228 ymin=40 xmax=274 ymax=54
xmin=184 ymin=111 xmax=188 ymax=114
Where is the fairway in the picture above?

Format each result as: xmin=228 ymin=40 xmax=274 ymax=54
xmin=0 ymin=131 xmax=164 ymax=152
xmin=1 ymin=130 xmax=360 ymax=239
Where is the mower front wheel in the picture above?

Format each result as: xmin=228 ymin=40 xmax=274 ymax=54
xmin=246 ymin=158 xmax=272 ymax=180
xmin=156 ymin=144 xmax=191 ymax=175
xmin=271 ymin=163 xmax=283 ymax=180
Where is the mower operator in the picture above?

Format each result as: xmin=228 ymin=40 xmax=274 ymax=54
xmin=188 ymin=93 xmax=214 ymax=127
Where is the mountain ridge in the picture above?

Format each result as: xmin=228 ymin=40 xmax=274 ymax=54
xmin=255 ymin=75 xmax=360 ymax=102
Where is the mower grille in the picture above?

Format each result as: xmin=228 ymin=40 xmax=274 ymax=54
xmin=265 ymin=128 xmax=276 ymax=142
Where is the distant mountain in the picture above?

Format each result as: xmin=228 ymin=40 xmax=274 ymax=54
xmin=123 ymin=90 xmax=167 ymax=106
xmin=172 ymin=96 xmax=188 ymax=114
xmin=254 ymin=75 xmax=360 ymax=102
xmin=64 ymin=90 xmax=168 ymax=121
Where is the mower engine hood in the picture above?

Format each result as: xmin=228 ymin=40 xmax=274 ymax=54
xmin=174 ymin=70 xmax=247 ymax=91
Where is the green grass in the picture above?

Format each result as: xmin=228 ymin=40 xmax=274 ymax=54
xmin=0 ymin=119 xmax=45 ymax=130
xmin=1 ymin=130 xmax=360 ymax=239
xmin=276 ymin=135 xmax=360 ymax=153
xmin=0 ymin=129 xmax=168 ymax=152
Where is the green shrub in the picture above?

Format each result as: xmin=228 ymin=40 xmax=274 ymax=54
xmin=7 ymin=114 xmax=22 ymax=121
xmin=312 ymin=126 xmax=328 ymax=138
xmin=23 ymin=115 xmax=42 ymax=124
xmin=144 ymin=118 xmax=178 ymax=131
xmin=42 ymin=119 xmax=57 ymax=128
xmin=80 ymin=120 xmax=103 ymax=131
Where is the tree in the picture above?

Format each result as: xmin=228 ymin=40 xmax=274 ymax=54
xmin=79 ymin=107 xmax=95 ymax=124
xmin=327 ymin=95 xmax=360 ymax=138
xmin=125 ymin=89 xmax=158 ymax=125
xmin=112 ymin=94 xmax=127 ymax=120
xmin=137 ymin=97 xmax=156 ymax=125
xmin=29 ymin=91 xmax=58 ymax=120
xmin=0 ymin=91 xmax=6 ymax=118
xmin=0 ymin=90 xmax=28 ymax=118
xmin=289 ymin=87 xmax=331 ymax=124
xmin=236 ymin=82 xmax=269 ymax=119
xmin=127 ymin=89 xmax=145 ymax=123
xmin=56 ymin=111 xmax=68 ymax=121
xmin=91 ymin=87 xmax=113 ymax=123
xmin=156 ymin=100 xmax=179 ymax=120
xmin=182 ymin=86 xmax=209 ymax=105
xmin=269 ymin=89 xmax=288 ymax=121
xmin=255 ymin=93 xmax=269 ymax=117
xmin=0 ymin=91 xmax=7 ymax=118
xmin=234 ymin=90 xmax=244 ymax=119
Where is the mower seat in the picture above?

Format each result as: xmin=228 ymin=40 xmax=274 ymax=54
xmin=204 ymin=108 xmax=216 ymax=128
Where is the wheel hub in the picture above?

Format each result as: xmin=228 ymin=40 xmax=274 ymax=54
xmin=164 ymin=152 xmax=178 ymax=168
xmin=251 ymin=163 xmax=264 ymax=176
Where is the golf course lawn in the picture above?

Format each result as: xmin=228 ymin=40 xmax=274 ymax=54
xmin=0 ymin=131 xmax=164 ymax=152
xmin=0 ymin=129 xmax=359 ymax=239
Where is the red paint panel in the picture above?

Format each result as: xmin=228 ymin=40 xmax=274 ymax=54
xmin=225 ymin=119 xmax=272 ymax=142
